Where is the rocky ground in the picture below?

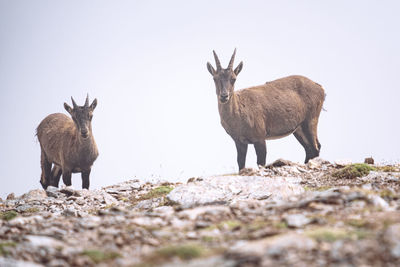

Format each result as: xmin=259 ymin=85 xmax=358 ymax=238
xmin=1 ymin=158 xmax=400 ymax=267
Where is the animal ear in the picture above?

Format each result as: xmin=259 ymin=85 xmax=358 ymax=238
xmin=234 ymin=61 xmax=243 ymax=76
xmin=64 ymin=103 xmax=73 ymax=114
xmin=207 ymin=62 xmax=216 ymax=76
xmin=90 ymin=98 xmax=97 ymax=111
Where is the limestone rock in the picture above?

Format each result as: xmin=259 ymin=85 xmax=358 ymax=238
xmin=167 ymin=175 xmax=304 ymax=208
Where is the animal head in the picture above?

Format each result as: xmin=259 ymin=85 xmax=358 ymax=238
xmin=207 ymin=49 xmax=243 ymax=104
xmin=64 ymin=95 xmax=97 ymax=139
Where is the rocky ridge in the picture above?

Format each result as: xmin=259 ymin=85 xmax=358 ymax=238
xmin=0 ymin=158 xmax=400 ymax=266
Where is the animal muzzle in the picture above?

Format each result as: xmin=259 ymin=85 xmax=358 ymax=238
xmin=81 ymin=129 xmax=89 ymax=138
xmin=219 ymin=93 xmax=229 ymax=103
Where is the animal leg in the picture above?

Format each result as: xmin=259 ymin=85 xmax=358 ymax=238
xmin=51 ymin=166 xmax=62 ymax=187
xmin=40 ymin=150 xmax=51 ymax=189
xmin=293 ymin=126 xmax=314 ymax=163
xmin=254 ymin=141 xmax=266 ymax=167
xmin=82 ymin=169 xmax=91 ymax=189
xmin=235 ymin=140 xmax=248 ymax=171
xmin=303 ymin=119 xmax=321 ymax=159
xmin=62 ymin=169 xmax=72 ymax=187
xmin=295 ymin=120 xmax=320 ymax=163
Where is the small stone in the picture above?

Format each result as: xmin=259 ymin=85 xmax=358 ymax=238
xmin=195 ymin=221 xmax=211 ymax=229
xmin=186 ymin=231 xmax=198 ymax=239
xmin=60 ymin=187 xmax=75 ymax=197
xmin=270 ymin=158 xmax=293 ymax=167
xmin=369 ymin=195 xmax=390 ymax=210
xmin=62 ymin=208 xmax=77 ymax=217
xmin=0 ymin=258 xmax=43 ymax=267
xmin=307 ymin=159 xmax=321 ymax=169
xmin=135 ymin=197 xmax=163 ymax=210
xmin=46 ymin=186 xmax=61 ymax=198
xmin=21 ymin=189 xmax=47 ymax=200
xmin=6 ymin=193 xmax=15 ymax=200
xmin=26 ymin=235 xmax=63 ymax=247
xmin=383 ymin=223 xmax=400 ymax=258
xmin=364 ymin=157 xmax=374 ymax=165
xmin=285 ymin=214 xmax=312 ymax=228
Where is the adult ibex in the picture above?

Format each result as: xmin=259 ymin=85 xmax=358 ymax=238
xmin=36 ymin=95 xmax=99 ymax=189
xmin=207 ymin=49 xmax=325 ymax=171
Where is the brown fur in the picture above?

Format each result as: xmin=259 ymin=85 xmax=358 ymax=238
xmin=207 ymin=50 xmax=325 ymax=170
xmin=36 ymin=96 xmax=99 ymax=189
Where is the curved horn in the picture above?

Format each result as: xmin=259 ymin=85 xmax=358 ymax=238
xmin=213 ymin=50 xmax=222 ymax=70
xmin=71 ymin=97 xmax=78 ymax=108
xmin=228 ymin=48 xmax=236 ymax=69
xmin=85 ymin=94 xmax=89 ymax=107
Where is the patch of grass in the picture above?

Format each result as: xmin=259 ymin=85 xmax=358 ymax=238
xmin=247 ymin=220 xmax=269 ymax=232
xmin=0 ymin=210 xmax=18 ymax=221
xmin=221 ymin=172 xmax=239 ymax=176
xmin=141 ymin=186 xmax=174 ymax=200
xmin=346 ymin=219 xmax=368 ymax=228
xmin=201 ymin=236 xmax=215 ymax=242
xmin=351 ymin=229 xmax=370 ymax=240
xmin=81 ymin=250 xmax=121 ymax=263
xmin=0 ymin=241 xmax=17 ymax=256
xmin=24 ymin=207 xmax=40 ymax=213
xmin=306 ymin=227 xmax=370 ymax=242
xmin=375 ymin=165 xmax=398 ymax=172
xmin=306 ymin=228 xmax=348 ymax=242
xmin=154 ymin=244 xmax=204 ymax=261
xmin=379 ymin=189 xmax=398 ymax=199
xmin=332 ymin=163 xmax=376 ymax=179
xmin=273 ymin=221 xmax=288 ymax=229
xmin=304 ymin=186 xmax=332 ymax=192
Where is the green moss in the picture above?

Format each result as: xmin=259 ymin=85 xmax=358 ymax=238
xmin=81 ymin=250 xmax=121 ymax=263
xmin=332 ymin=163 xmax=376 ymax=179
xmin=0 ymin=210 xmax=18 ymax=221
xmin=154 ymin=244 xmax=204 ymax=261
xmin=0 ymin=241 xmax=17 ymax=256
xmin=142 ymin=186 xmax=174 ymax=200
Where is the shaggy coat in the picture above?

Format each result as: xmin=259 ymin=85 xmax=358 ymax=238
xmin=36 ymin=96 xmax=98 ymax=189
xmin=207 ymin=50 xmax=325 ymax=170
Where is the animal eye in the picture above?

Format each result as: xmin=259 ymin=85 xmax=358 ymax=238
xmin=230 ymin=78 xmax=236 ymax=84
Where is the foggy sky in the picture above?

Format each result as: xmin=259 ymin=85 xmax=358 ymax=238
xmin=1 ymin=0 xmax=399 ymax=198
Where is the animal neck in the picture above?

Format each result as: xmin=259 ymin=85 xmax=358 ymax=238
xmin=218 ymin=92 xmax=239 ymax=119
xmin=74 ymin=127 xmax=97 ymax=156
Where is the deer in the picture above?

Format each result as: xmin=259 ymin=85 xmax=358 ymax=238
xmin=36 ymin=95 xmax=99 ymax=189
xmin=207 ymin=49 xmax=325 ymax=171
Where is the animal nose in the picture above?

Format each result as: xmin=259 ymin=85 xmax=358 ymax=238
xmin=81 ymin=129 xmax=88 ymax=137
xmin=221 ymin=94 xmax=228 ymax=100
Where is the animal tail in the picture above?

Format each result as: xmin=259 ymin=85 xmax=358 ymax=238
xmin=314 ymin=82 xmax=327 ymax=112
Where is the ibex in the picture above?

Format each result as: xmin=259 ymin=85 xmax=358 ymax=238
xmin=207 ymin=49 xmax=325 ymax=171
xmin=36 ymin=95 xmax=99 ymax=189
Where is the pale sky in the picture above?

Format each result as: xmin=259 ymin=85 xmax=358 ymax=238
xmin=1 ymin=0 xmax=399 ymax=198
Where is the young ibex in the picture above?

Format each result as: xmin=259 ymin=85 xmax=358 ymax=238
xmin=207 ymin=49 xmax=325 ymax=171
xmin=36 ymin=95 xmax=99 ymax=189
